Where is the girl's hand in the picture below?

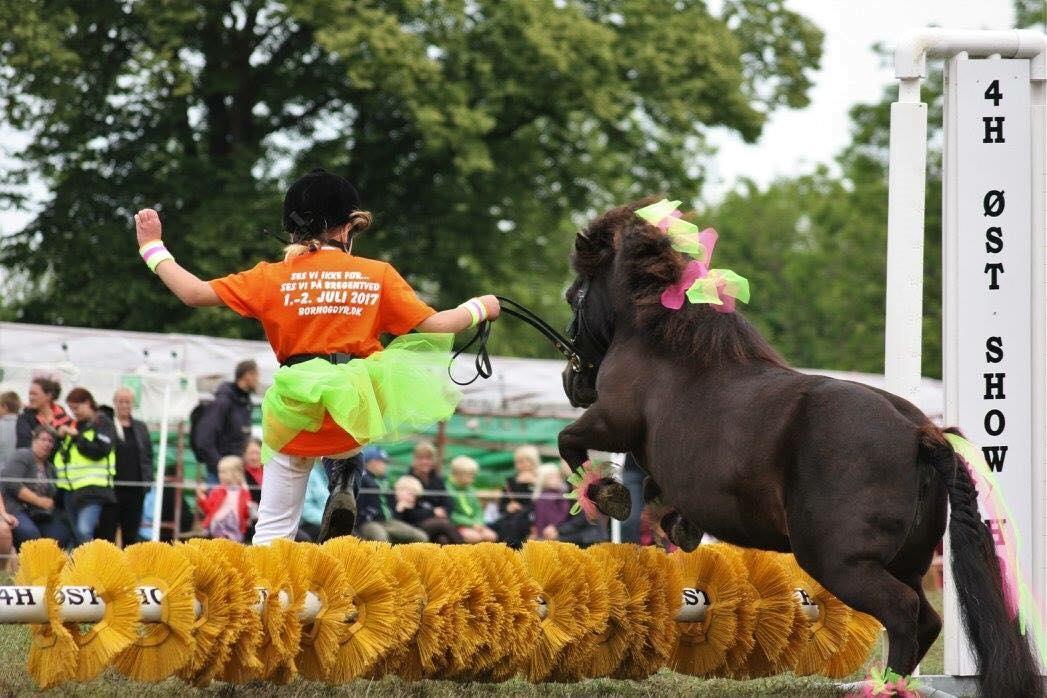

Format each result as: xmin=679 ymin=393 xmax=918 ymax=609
xmin=135 ymin=208 xmax=163 ymax=247
xmin=480 ymin=295 xmax=500 ymax=321
xmin=2 ymin=513 xmax=17 ymax=528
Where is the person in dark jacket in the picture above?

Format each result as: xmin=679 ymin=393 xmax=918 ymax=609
xmin=355 ymin=446 xmax=427 ymax=544
xmin=55 ymin=388 xmax=116 ymax=544
xmin=97 ymin=388 xmax=153 ymax=546
xmin=2 ymin=427 xmax=71 ymax=548
xmin=408 ymin=441 xmax=452 ymax=515
xmin=196 ymin=360 xmax=258 ymax=483
xmin=493 ymin=445 xmax=539 ymax=548
xmin=15 ymin=377 xmax=73 ymax=454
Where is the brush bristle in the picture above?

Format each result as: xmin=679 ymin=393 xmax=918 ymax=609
xmin=519 ymin=541 xmax=595 ymax=681
xmin=175 ymin=541 xmax=236 ymax=686
xmin=714 ymin=545 xmax=759 ymax=676
xmin=668 ymin=544 xmax=749 ymax=677
xmin=214 ymin=540 xmax=265 ymax=683
xmin=16 ymin=539 xmax=77 ymax=689
xmin=295 ymin=543 xmax=353 ymax=681
xmin=59 ymin=540 xmax=139 ymax=682
xmin=823 ymin=611 xmax=882 ymax=678
xmin=112 ymin=542 xmax=196 ymax=681
xmin=321 ymin=537 xmax=402 ymax=681
xmin=731 ymin=547 xmax=798 ymax=678
xmin=443 ymin=544 xmax=500 ymax=677
xmin=391 ymin=543 xmax=467 ymax=679
xmin=780 ymin=554 xmax=853 ymax=676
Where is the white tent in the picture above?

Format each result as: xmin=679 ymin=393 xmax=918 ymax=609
xmin=0 ymin=321 xmax=945 ymax=422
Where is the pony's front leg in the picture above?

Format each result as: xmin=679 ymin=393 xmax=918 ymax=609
xmin=558 ymin=405 xmax=635 ymax=521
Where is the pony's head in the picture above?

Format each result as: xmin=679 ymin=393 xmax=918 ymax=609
xmin=562 ymin=198 xmax=786 ymax=407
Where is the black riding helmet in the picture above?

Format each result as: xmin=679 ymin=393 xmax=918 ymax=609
xmin=282 ymin=168 xmax=362 ymax=243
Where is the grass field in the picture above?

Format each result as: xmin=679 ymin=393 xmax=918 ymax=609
xmin=0 ymin=587 xmax=946 ymax=697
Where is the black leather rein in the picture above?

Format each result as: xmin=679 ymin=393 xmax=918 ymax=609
xmin=449 ymin=295 xmax=597 ymax=386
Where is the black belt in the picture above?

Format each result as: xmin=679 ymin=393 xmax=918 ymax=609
xmin=281 ymin=352 xmax=355 ymax=367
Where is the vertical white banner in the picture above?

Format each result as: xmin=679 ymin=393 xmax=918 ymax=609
xmin=944 ymin=58 xmax=1034 ymax=675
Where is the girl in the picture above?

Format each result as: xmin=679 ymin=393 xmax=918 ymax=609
xmin=134 ymin=168 xmax=498 ymax=543
xmin=532 ymin=463 xmax=571 ymax=541
xmin=196 ymin=456 xmax=252 ymax=542
xmin=392 ymin=475 xmax=459 ymax=544
xmin=493 ymin=444 xmax=539 ymax=548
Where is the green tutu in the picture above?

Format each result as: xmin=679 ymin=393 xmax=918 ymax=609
xmin=261 ymin=333 xmax=462 ymax=457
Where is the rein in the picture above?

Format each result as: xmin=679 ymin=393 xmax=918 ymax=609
xmin=449 ymin=295 xmax=596 ymax=386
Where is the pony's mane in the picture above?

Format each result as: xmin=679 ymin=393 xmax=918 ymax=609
xmin=574 ymin=199 xmax=789 ymax=369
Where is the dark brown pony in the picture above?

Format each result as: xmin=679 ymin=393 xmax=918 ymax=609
xmin=557 ymin=199 xmax=1041 ymax=697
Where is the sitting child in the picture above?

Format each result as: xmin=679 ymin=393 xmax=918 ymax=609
xmin=532 ymin=463 xmax=571 ymax=541
xmin=446 ymin=456 xmax=498 ymax=544
xmin=197 ymin=455 xmax=253 ymax=542
xmin=393 ymin=475 xmax=461 ymax=544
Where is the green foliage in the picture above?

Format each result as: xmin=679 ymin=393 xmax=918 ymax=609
xmin=0 ymin=0 xmax=821 ymax=357
xmin=1014 ymin=0 xmax=1046 ymax=31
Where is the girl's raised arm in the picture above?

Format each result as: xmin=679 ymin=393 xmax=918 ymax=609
xmin=415 ymin=295 xmax=500 ymax=334
xmin=134 ymin=208 xmax=223 ymax=307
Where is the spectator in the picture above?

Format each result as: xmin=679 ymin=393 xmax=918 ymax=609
xmin=493 ymin=445 xmax=539 ymax=548
xmin=355 ymin=447 xmax=427 ymax=544
xmin=196 ymin=455 xmax=252 ymax=542
xmin=0 ymin=391 xmax=21 ymax=464
xmin=16 ymin=377 xmax=73 ymax=451
xmin=532 ymin=464 xmax=571 ymax=541
xmin=243 ymin=437 xmax=264 ymax=504
xmin=299 ymin=462 xmax=330 ymax=541
xmin=446 ymin=456 xmax=497 ymax=543
xmin=56 ymin=388 xmax=116 ymax=544
xmin=392 ymin=475 xmax=461 ymax=544
xmin=2 ymin=427 xmax=70 ymax=548
xmin=97 ymin=388 xmax=153 ymax=546
xmin=408 ymin=441 xmax=451 ymax=517
xmin=195 ymin=360 xmax=258 ymax=483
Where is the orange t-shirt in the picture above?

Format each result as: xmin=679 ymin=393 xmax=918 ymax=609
xmin=210 ymin=250 xmax=435 ymax=363
xmin=210 ymin=249 xmax=436 ymax=456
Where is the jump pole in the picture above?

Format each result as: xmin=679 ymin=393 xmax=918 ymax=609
xmin=885 ymin=28 xmax=1047 ymax=694
xmin=0 ymin=584 xmax=823 ymax=626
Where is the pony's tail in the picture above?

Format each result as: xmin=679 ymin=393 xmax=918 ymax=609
xmin=921 ymin=426 xmax=1042 ymax=698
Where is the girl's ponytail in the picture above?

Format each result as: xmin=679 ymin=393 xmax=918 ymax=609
xmin=283 ymin=209 xmax=373 ymax=261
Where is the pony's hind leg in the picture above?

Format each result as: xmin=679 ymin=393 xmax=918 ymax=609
xmin=815 ymin=560 xmax=922 ymax=676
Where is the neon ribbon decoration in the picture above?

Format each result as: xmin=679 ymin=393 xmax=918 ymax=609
xmin=636 ymin=199 xmax=750 ymax=313
xmin=659 ymin=261 xmax=751 ymax=313
xmin=635 ymin=199 xmax=716 ymax=263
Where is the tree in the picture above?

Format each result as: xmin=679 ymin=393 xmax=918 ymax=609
xmin=0 ymin=0 xmax=821 ymax=356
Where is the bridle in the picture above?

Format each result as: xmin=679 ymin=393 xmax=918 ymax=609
xmin=450 ymin=294 xmax=600 ymax=386
xmin=567 ymin=278 xmax=611 ymax=362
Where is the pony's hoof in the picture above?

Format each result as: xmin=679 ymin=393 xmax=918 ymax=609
xmin=586 ymin=477 xmax=632 ymax=521
xmin=661 ymin=511 xmax=703 ymax=552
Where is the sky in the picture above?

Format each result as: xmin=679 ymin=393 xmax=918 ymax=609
xmin=0 ymin=0 xmax=1020 ymax=235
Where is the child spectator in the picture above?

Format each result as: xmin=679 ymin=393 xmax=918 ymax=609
xmin=394 ymin=475 xmax=461 ymax=544
xmin=493 ymin=444 xmax=539 ymax=548
xmin=532 ymin=463 xmax=571 ymax=541
xmin=196 ymin=455 xmax=252 ymax=542
xmin=446 ymin=456 xmax=497 ymax=543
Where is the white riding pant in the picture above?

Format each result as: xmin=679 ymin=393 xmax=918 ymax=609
xmin=251 ymin=448 xmax=360 ymax=545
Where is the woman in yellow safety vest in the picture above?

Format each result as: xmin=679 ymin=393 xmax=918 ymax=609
xmin=55 ymin=387 xmax=116 ymax=544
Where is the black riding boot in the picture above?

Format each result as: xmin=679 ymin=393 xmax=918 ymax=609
xmin=318 ymin=453 xmax=363 ymax=542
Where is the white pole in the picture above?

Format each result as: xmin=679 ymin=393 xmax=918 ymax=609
xmin=1030 ymin=49 xmax=1047 ymax=664
xmin=883 ymin=76 xmax=928 ymax=406
xmin=150 ymin=382 xmax=171 ymax=542
xmin=609 ymin=453 xmax=625 ymax=544
xmin=0 ymin=584 xmax=774 ymax=627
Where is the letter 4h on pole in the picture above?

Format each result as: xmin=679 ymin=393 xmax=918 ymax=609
xmin=884 ymin=28 xmax=1047 ymax=691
